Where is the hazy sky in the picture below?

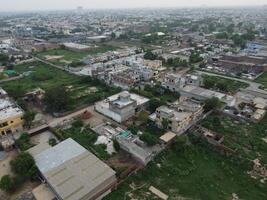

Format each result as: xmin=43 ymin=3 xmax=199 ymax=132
xmin=1 ymin=0 xmax=267 ymax=12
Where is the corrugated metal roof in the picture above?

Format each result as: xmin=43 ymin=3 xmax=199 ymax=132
xmin=32 ymin=138 xmax=116 ymax=200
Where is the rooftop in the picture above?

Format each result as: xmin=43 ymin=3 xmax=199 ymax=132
xmin=31 ymin=138 xmax=116 ymax=200
xmin=0 ymin=98 xmax=24 ymax=122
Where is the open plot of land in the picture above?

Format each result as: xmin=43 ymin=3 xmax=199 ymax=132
xmin=201 ymin=113 xmax=267 ymax=164
xmin=256 ymin=72 xmax=267 ymax=89
xmin=202 ymin=75 xmax=249 ymax=94
xmin=53 ymin=125 xmax=111 ymax=161
xmin=1 ymin=61 xmax=120 ymax=110
xmin=105 ymin=140 xmax=267 ymax=200
xmin=35 ymin=45 xmax=118 ymax=66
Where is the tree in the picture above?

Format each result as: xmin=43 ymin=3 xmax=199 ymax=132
xmin=149 ymin=98 xmax=163 ymax=113
xmin=0 ymin=53 xmax=9 ymax=64
xmin=144 ymin=50 xmax=158 ymax=60
xmin=16 ymin=133 xmax=33 ymax=151
xmin=23 ymin=111 xmax=35 ymax=128
xmin=112 ymin=138 xmax=120 ymax=152
xmin=204 ymin=97 xmax=221 ymax=112
xmin=162 ymin=118 xmax=169 ymax=130
xmin=10 ymin=152 xmax=37 ymax=179
xmin=203 ymin=78 xmax=216 ymax=89
xmin=111 ymin=32 xmax=116 ymax=39
xmin=44 ymin=86 xmax=71 ymax=113
xmin=137 ymin=111 xmax=149 ymax=124
xmin=128 ymin=124 xmax=139 ymax=135
xmin=217 ymin=81 xmax=228 ymax=92
xmin=189 ymin=52 xmax=203 ymax=63
xmin=140 ymin=133 xmax=158 ymax=146
xmin=0 ymin=175 xmax=15 ymax=192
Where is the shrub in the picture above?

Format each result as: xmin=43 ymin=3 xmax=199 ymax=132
xmin=0 ymin=175 xmax=15 ymax=192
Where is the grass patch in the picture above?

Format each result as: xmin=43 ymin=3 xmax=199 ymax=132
xmin=1 ymin=61 xmax=120 ymax=111
xmin=256 ymin=72 xmax=267 ymax=89
xmin=201 ymin=113 xmax=267 ymax=163
xmin=35 ymin=45 xmax=118 ymax=66
xmin=202 ymin=75 xmax=249 ymax=94
xmin=104 ymin=139 xmax=266 ymax=200
xmin=53 ymin=125 xmax=110 ymax=160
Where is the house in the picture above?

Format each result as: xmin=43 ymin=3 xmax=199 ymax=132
xmin=95 ymin=91 xmax=149 ymax=123
xmin=0 ymin=88 xmax=24 ymax=136
xmin=151 ymin=98 xmax=203 ymax=135
xmin=29 ymin=138 xmax=117 ymax=200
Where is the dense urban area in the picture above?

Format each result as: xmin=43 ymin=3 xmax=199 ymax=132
xmin=0 ymin=5 xmax=267 ymax=200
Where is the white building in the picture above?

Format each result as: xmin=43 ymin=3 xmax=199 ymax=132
xmin=95 ymin=91 xmax=149 ymax=123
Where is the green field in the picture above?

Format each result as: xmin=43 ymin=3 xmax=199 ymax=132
xmin=53 ymin=124 xmax=110 ymax=160
xmin=35 ymin=45 xmax=118 ymax=66
xmin=105 ymin=138 xmax=266 ymax=200
xmin=256 ymin=72 xmax=267 ymax=89
xmin=0 ymin=61 xmax=120 ymax=110
xmin=202 ymin=75 xmax=249 ymax=94
xmin=201 ymin=113 xmax=267 ymax=164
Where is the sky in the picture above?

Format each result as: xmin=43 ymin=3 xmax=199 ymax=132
xmin=1 ymin=0 xmax=267 ymax=12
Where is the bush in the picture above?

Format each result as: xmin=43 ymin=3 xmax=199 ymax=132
xmin=10 ymin=152 xmax=37 ymax=179
xmin=0 ymin=175 xmax=15 ymax=192
xmin=204 ymin=97 xmax=222 ymax=112
xmin=72 ymin=119 xmax=84 ymax=128
xmin=16 ymin=133 xmax=33 ymax=151
xmin=140 ymin=133 xmax=158 ymax=146
xmin=48 ymin=138 xmax=57 ymax=146
xmin=113 ymin=139 xmax=120 ymax=152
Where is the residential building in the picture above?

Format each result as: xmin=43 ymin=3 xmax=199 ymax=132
xmin=95 ymin=91 xmax=149 ymax=123
xmin=151 ymin=98 xmax=203 ymax=134
xmin=0 ymin=88 xmax=24 ymax=136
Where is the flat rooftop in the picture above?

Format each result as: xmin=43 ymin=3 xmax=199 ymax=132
xmin=0 ymin=98 xmax=23 ymax=122
xmin=63 ymin=42 xmax=90 ymax=50
xmin=182 ymin=85 xmax=226 ymax=99
xmin=98 ymin=91 xmax=149 ymax=109
xmin=31 ymin=138 xmax=116 ymax=200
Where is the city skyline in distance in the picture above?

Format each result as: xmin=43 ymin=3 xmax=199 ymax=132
xmin=1 ymin=0 xmax=267 ymax=12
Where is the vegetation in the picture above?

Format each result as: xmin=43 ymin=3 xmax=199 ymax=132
xmin=140 ymin=132 xmax=158 ymax=146
xmin=202 ymin=75 xmax=249 ymax=94
xmin=23 ymin=111 xmax=35 ymax=128
xmin=0 ymin=175 xmax=15 ymax=192
xmin=105 ymin=136 xmax=267 ymax=200
xmin=131 ymin=85 xmax=180 ymax=112
xmin=2 ymin=62 xmax=121 ymax=113
xmin=0 ymin=152 xmax=39 ymax=192
xmin=256 ymin=72 xmax=267 ymax=89
xmin=15 ymin=133 xmax=34 ymax=151
xmin=53 ymin=123 xmax=110 ymax=160
xmin=44 ymin=86 xmax=71 ymax=113
xmin=48 ymin=138 xmax=57 ymax=146
xmin=144 ymin=50 xmax=158 ymax=60
xmin=203 ymin=97 xmax=222 ymax=112
xmin=10 ymin=152 xmax=38 ymax=179
xmin=113 ymin=138 xmax=120 ymax=152
xmin=189 ymin=52 xmax=203 ymax=63
xmin=35 ymin=45 xmax=117 ymax=66
xmin=202 ymin=113 xmax=267 ymax=163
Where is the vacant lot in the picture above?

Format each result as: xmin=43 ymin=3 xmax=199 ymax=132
xmin=53 ymin=125 xmax=110 ymax=160
xmin=202 ymin=75 xmax=249 ymax=94
xmin=105 ymin=139 xmax=267 ymax=200
xmin=201 ymin=113 xmax=267 ymax=164
xmin=35 ymin=45 xmax=117 ymax=66
xmin=1 ymin=61 xmax=120 ymax=110
xmin=256 ymin=72 xmax=267 ymax=89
